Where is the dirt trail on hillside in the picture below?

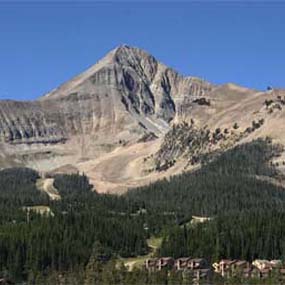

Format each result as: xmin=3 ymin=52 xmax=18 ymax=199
xmin=36 ymin=178 xmax=61 ymax=200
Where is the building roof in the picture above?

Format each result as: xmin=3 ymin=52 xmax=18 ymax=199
xmin=190 ymin=258 xmax=205 ymax=263
xmin=160 ymin=257 xmax=174 ymax=261
xmin=145 ymin=258 xmax=158 ymax=263
xmin=220 ymin=259 xmax=237 ymax=265
xmin=235 ymin=260 xmax=248 ymax=266
xmin=176 ymin=257 xmax=191 ymax=262
xmin=253 ymin=259 xmax=270 ymax=263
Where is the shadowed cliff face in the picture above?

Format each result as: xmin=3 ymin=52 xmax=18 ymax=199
xmin=1 ymin=45 xmax=284 ymax=193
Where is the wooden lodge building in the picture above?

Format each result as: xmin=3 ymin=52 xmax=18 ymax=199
xmin=145 ymin=257 xmax=285 ymax=281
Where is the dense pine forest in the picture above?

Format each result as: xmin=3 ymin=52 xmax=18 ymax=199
xmin=1 ymin=138 xmax=285 ymax=284
xmin=0 ymin=170 xmax=148 ymax=283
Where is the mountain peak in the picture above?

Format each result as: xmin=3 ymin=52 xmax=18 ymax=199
xmin=2 ymin=46 xmax=284 ymax=194
xmin=113 ymin=44 xmax=157 ymax=64
xmin=41 ymin=45 xmax=158 ymax=100
xmin=101 ymin=44 xmax=153 ymax=62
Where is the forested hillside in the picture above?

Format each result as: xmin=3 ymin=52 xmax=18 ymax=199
xmin=128 ymin=138 xmax=284 ymax=216
xmin=0 ymin=170 xmax=148 ymax=283
xmin=128 ymin=138 xmax=285 ymax=263
xmin=1 ymin=138 xmax=285 ymax=284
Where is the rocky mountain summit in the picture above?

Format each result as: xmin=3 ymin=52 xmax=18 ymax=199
xmin=1 ymin=45 xmax=285 ymax=192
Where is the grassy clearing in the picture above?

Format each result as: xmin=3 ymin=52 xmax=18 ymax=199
xmin=179 ymin=216 xmax=212 ymax=230
xmin=147 ymin=236 xmax=162 ymax=249
xmin=118 ymin=236 xmax=162 ymax=271
xmin=22 ymin=205 xmax=54 ymax=217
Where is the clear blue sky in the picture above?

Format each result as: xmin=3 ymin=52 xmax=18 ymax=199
xmin=0 ymin=1 xmax=284 ymax=100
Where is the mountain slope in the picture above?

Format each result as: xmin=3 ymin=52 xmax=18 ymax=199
xmin=0 ymin=45 xmax=284 ymax=192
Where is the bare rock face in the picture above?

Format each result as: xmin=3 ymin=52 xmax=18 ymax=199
xmin=41 ymin=45 xmax=214 ymax=133
xmin=0 ymin=45 xmax=284 ymax=192
xmin=0 ymin=46 xmax=214 ymax=146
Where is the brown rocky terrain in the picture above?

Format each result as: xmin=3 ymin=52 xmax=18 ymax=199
xmin=1 ymin=45 xmax=284 ymax=193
